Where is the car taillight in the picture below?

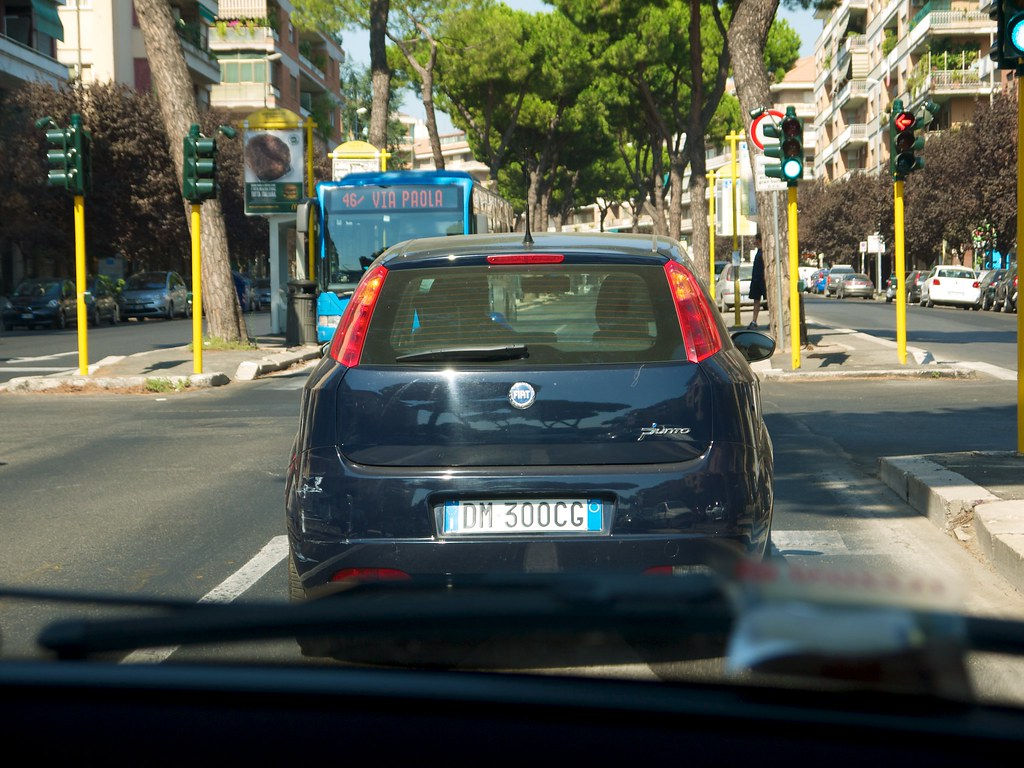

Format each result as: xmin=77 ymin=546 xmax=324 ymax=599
xmin=664 ymin=260 xmax=722 ymax=363
xmin=972 ymin=281 xmax=981 ymax=289
xmin=331 ymin=568 xmax=411 ymax=582
xmin=328 ymin=265 xmax=388 ymax=367
xmin=486 ymin=253 xmax=565 ymax=264
xmin=932 ymin=278 xmax=941 ymax=285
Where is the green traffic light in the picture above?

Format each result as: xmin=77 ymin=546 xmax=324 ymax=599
xmin=1010 ymin=14 xmax=1024 ymax=53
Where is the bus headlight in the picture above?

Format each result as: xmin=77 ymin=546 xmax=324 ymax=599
xmin=319 ymin=315 xmax=343 ymax=328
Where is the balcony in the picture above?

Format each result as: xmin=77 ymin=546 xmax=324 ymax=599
xmin=911 ymin=1 xmax=990 ymax=31
xmin=208 ymin=25 xmax=278 ymax=53
xmin=843 ymin=123 xmax=869 ymax=145
xmin=836 ymin=77 xmax=870 ymax=107
xmin=0 ymin=32 xmax=69 ymax=88
xmin=210 ymin=81 xmax=281 ymax=110
xmin=175 ymin=21 xmax=220 ymax=84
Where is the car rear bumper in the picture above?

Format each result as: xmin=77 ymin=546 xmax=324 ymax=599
xmin=842 ymin=287 xmax=874 ymax=297
xmin=287 ymin=441 xmax=773 ymax=591
xmin=929 ymin=292 xmax=980 ymax=306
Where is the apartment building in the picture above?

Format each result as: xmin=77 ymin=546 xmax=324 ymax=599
xmin=57 ymin=0 xmax=220 ymax=107
xmin=208 ymin=0 xmax=343 ymax=143
xmin=1 ymin=0 xmax=69 ymax=94
xmin=813 ymin=0 xmax=996 ymax=182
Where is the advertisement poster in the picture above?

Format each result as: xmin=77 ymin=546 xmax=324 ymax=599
xmin=243 ymin=128 xmax=304 ymax=214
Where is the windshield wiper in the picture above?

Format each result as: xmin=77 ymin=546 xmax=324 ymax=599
xmin=395 ymin=344 xmax=529 ymax=363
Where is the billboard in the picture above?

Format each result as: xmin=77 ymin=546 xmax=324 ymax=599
xmin=243 ymin=128 xmax=304 ymax=214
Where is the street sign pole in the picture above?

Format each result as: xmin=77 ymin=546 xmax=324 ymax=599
xmin=1016 ymin=76 xmax=1024 ymax=454
xmin=191 ymin=204 xmax=203 ymax=375
xmin=773 ymin=190 xmax=784 ymax=349
xmin=727 ymin=130 xmax=744 ymax=328
xmin=787 ymin=185 xmax=800 ymax=370
xmin=894 ymin=181 xmax=908 ymax=366
xmin=706 ymin=169 xmax=716 ymax=299
xmin=73 ymin=193 xmax=88 ymax=375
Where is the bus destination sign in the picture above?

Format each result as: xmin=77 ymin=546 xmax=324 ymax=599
xmin=332 ymin=184 xmax=462 ymax=212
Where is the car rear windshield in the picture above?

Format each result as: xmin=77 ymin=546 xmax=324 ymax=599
xmin=360 ymin=262 xmax=688 ymax=366
xmin=126 ymin=273 xmax=167 ymax=290
xmin=938 ymin=268 xmax=976 ymax=279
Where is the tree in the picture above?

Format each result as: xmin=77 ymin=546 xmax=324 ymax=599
xmin=728 ymin=0 xmax=800 ymax=346
xmin=435 ymin=2 xmax=535 ymax=182
xmin=294 ymin=0 xmax=393 ymax=149
xmin=133 ymin=0 xmax=246 ymax=341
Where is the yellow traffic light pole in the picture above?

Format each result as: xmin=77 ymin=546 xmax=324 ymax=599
xmin=726 ymin=130 xmax=744 ymax=328
xmin=73 ymin=195 xmax=88 ymax=375
xmin=706 ymin=169 xmax=716 ymax=299
xmin=306 ymin=119 xmax=316 ymax=281
xmin=787 ymin=186 xmax=801 ymax=370
xmin=1016 ymin=77 xmax=1024 ymax=454
xmin=893 ymin=180 xmax=908 ymax=365
xmin=191 ymin=204 xmax=203 ymax=374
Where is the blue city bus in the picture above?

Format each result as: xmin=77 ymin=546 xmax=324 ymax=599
xmin=311 ymin=170 xmax=514 ymax=342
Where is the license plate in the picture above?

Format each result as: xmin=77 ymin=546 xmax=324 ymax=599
xmin=442 ymin=499 xmax=603 ymax=535
xmin=21 ymin=313 xmax=32 ymax=319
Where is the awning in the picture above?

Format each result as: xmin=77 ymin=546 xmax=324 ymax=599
xmin=199 ymin=1 xmax=217 ymax=24
xmin=31 ymin=0 xmax=64 ymax=41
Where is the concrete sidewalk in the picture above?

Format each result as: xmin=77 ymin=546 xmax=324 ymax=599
xmin=2 ymin=333 xmax=320 ymax=392
xmin=880 ymin=452 xmax=1024 ymax=596
xmin=727 ymin=304 xmax=974 ymax=381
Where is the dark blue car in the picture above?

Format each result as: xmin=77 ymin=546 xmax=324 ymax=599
xmin=286 ymin=233 xmax=775 ymax=614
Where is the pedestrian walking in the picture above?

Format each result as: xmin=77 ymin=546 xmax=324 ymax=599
xmin=748 ymin=248 xmax=766 ymax=329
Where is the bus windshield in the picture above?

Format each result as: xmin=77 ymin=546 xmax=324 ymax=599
xmin=322 ymin=185 xmax=466 ymax=289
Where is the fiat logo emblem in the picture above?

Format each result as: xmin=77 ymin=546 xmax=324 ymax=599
xmin=508 ymin=382 xmax=535 ymax=409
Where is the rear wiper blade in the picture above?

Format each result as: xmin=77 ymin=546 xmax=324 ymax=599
xmin=395 ymin=344 xmax=528 ymax=363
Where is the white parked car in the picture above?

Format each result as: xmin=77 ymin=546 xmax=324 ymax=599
xmin=716 ymin=263 xmax=765 ymax=311
xmin=919 ymin=266 xmax=981 ymax=309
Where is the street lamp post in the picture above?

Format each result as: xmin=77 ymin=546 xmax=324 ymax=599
xmin=353 ymin=106 xmax=368 ymax=141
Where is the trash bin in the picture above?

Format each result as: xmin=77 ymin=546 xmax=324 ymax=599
xmin=286 ymin=279 xmax=318 ymax=346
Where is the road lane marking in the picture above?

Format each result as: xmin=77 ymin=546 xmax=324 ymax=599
xmin=121 ymin=535 xmax=289 ymax=664
xmin=6 ymin=351 xmax=78 ymax=363
xmin=771 ymin=530 xmax=849 ymax=556
xmin=0 ymin=366 xmax=76 ymax=372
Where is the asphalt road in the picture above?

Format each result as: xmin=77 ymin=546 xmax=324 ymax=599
xmin=804 ymin=293 xmax=1019 ymax=372
xmin=0 ymin=311 xmax=273 ymax=384
xmin=2 ymin=365 xmax=1023 ymax=699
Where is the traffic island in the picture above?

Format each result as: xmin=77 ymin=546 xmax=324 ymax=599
xmin=879 ymin=452 xmax=1024 ymax=595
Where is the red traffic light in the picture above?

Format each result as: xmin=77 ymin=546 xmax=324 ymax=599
xmin=781 ymin=117 xmax=801 ymax=137
xmin=894 ymin=111 xmax=916 ymax=132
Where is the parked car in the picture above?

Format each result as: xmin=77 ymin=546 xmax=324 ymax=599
xmin=905 ymin=269 xmax=929 ymax=304
xmin=715 ymin=262 xmax=766 ymax=311
xmin=254 ymin=278 xmax=272 ymax=310
xmin=1 ymin=294 xmax=16 ymax=332
xmin=232 ymin=271 xmax=256 ymax=312
xmin=8 ymin=278 xmax=76 ymax=330
xmin=979 ymin=269 xmax=1007 ymax=311
xmin=797 ymin=266 xmax=817 ymax=291
xmin=885 ymin=273 xmax=899 ymax=303
xmin=86 ymin=274 xmax=122 ymax=326
xmin=993 ymin=268 xmax=1018 ymax=313
xmin=836 ymin=273 xmax=875 ymax=299
xmin=122 ymin=271 xmax=189 ymax=320
xmin=919 ymin=266 xmax=981 ymax=309
xmin=825 ymin=264 xmax=854 ymax=296
xmin=287 ymin=232 xmax=776 ymax=630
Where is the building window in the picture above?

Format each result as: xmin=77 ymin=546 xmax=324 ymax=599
xmin=291 ymin=74 xmax=299 ymax=98
xmin=219 ymin=58 xmax=268 ymax=83
xmin=134 ymin=58 xmax=152 ymax=92
xmin=289 ymin=23 xmax=294 ymax=43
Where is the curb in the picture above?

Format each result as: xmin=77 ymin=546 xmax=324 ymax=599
xmin=3 ymin=372 xmax=229 ymax=392
xmin=234 ymin=346 xmax=320 ymax=381
xmin=758 ymin=366 xmax=975 ymax=381
xmin=879 ymin=454 xmax=1024 ymax=594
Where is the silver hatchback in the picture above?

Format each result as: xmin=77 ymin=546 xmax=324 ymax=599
xmin=836 ymin=273 xmax=875 ymax=299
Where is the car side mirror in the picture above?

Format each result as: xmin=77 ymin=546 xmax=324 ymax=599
xmin=730 ymin=330 xmax=776 ymax=363
xmin=320 ymin=342 xmax=330 ymax=358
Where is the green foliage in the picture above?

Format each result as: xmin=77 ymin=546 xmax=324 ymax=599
xmin=882 ymin=28 xmax=897 ymax=56
xmin=145 ymin=377 xmax=189 ymax=393
xmin=764 ymin=18 xmax=801 ymax=82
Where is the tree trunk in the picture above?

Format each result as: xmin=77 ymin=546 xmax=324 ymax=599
xmin=368 ymin=0 xmax=391 ymax=149
xmin=421 ymin=70 xmax=444 ymax=170
xmin=668 ymin=160 xmax=684 ymax=241
xmin=133 ymin=0 xmax=246 ymax=342
xmin=728 ymin=0 xmax=788 ymax=350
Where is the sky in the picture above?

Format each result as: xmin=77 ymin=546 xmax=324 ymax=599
xmin=341 ymin=2 xmax=822 ymax=134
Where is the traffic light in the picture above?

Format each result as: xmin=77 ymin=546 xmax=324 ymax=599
xmin=991 ymin=0 xmax=1024 ymax=69
xmin=36 ymin=114 xmax=90 ymax=195
xmin=888 ymin=99 xmax=924 ymax=180
xmin=763 ymin=106 xmax=804 ymax=185
xmin=183 ymin=123 xmax=219 ymax=202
